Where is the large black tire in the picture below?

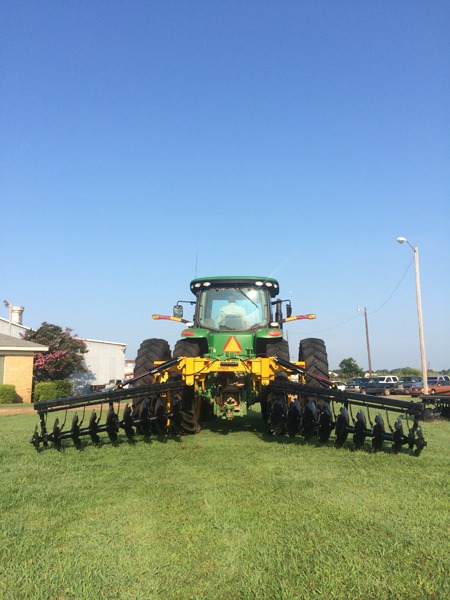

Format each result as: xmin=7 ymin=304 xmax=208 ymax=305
xmin=266 ymin=339 xmax=290 ymax=362
xmin=132 ymin=338 xmax=171 ymax=431
xmin=133 ymin=338 xmax=171 ymax=385
xmin=172 ymin=340 xmax=202 ymax=434
xmin=173 ymin=339 xmax=202 ymax=360
xmin=256 ymin=338 xmax=290 ymax=361
xmin=260 ymin=339 xmax=290 ymax=428
xmin=298 ymin=338 xmax=329 ymax=387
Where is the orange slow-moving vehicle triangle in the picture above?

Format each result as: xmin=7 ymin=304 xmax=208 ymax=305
xmin=223 ymin=336 xmax=242 ymax=353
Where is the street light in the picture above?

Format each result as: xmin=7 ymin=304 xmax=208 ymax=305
xmin=396 ymin=237 xmax=428 ymax=394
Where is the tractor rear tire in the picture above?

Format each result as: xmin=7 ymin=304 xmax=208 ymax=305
xmin=133 ymin=338 xmax=171 ymax=385
xmin=172 ymin=340 xmax=202 ymax=434
xmin=298 ymin=338 xmax=329 ymax=387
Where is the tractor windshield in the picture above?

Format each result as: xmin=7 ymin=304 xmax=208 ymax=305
xmin=197 ymin=286 xmax=271 ymax=331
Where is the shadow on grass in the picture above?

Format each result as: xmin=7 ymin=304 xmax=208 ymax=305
xmin=200 ymin=409 xmax=419 ymax=456
xmin=202 ymin=410 xmax=332 ymax=449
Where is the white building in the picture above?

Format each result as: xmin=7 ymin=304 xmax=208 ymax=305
xmin=80 ymin=338 xmax=127 ymax=390
xmin=0 ymin=311 xmax=127 ymax=392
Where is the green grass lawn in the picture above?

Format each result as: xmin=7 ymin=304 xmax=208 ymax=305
xmin=0 ymin=407 xmax=449 ymax=599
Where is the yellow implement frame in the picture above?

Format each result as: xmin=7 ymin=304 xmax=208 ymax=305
xmin=154 ymin=356 xmax=306 ymax=388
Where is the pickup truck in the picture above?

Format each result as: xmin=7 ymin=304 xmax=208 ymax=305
xmin=359 ymin=376 xmax=403 ymax=396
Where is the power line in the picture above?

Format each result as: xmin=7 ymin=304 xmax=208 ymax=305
xmin=368 ymin=256 xmax=414 ymax=315
xmin=297 ymin=256 xmax=414 ymax=334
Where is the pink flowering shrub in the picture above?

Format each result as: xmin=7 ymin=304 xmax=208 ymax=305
xmin=24 ymin=322 xmax=88 ymax=381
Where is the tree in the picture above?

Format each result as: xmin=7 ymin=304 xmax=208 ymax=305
xmin=338 ymin=357 xmax=364 ymax=379
xmin=24 ymin=322 xmax=88 ymax=382
xmin=391 ymin=367 xmax=421 ymax=377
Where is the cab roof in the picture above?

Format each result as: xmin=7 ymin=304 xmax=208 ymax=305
xmin=190 ymin=276 xmax=280 ymax=298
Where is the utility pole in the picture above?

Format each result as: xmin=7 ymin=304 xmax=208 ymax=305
xmin=363 ymin=307 xmax=373 ymax=376
xmin=358 ymin=306 xmax=372 ymax=376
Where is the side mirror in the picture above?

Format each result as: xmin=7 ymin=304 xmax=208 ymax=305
xmin=286 ymin=303 xmax=292 ymax=318
xmin=173 ymin=304 xmax=183 ymax=318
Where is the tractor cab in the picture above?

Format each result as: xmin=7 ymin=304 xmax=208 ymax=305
xmin=194 ymin=281 xmax=273 ymax=331
xmin=175 ymin=276 xmax=289 ymax=332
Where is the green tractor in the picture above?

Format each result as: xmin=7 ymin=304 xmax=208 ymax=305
xmin=133 ymin=276 xmax=328 ymax=433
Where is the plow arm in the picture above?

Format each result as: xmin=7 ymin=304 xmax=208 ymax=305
xmin=32 ymin=381 xmax=181 ymax=415
xmin=270 ymin=379 xmax=424 ymax=417
xmin=33 ymin=358 xmax=180 ymax=414
xmin=32 ymin=357 xmax=182 ymax=415
xmin=273 ymin=356 xmax=424 ymax=417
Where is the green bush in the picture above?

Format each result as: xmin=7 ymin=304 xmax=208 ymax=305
xmin=0 ymin=384 xmax=16 ymax=404
xmin=33 ymin=380 xmax=73 ymax=402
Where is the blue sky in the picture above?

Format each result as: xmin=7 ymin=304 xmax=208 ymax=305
xmin=2 ymin=1 xmax=449 ymax=372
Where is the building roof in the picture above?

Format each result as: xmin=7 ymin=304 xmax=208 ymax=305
xmin=0 ymin=333 xmax=48 ymax=353
xmin=0 ymin=318 xmax=125 ymax=348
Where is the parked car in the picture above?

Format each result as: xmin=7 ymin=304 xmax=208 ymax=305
xmin=345 ymin=378 xmax=368 ymax=392
xmin=410 ymin=380 xmax=450 ymax=397
xmin=399 ymin=376 xmax=422 ymax=391
xmin=331 ymin=381 xmax=346 ymax=391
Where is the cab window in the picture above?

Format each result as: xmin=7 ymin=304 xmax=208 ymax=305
xmin=198 ymin=287 xmax=270 ymax=330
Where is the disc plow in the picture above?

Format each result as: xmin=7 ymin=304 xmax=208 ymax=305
xmin=30 ymin=357 xmax=428 ymax=455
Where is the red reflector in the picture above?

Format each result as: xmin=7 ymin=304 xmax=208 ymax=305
xmin=182 ymin=330 xmax=196 ymax=337
xmin=268 ymin=330 xmax=282 ymax=337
